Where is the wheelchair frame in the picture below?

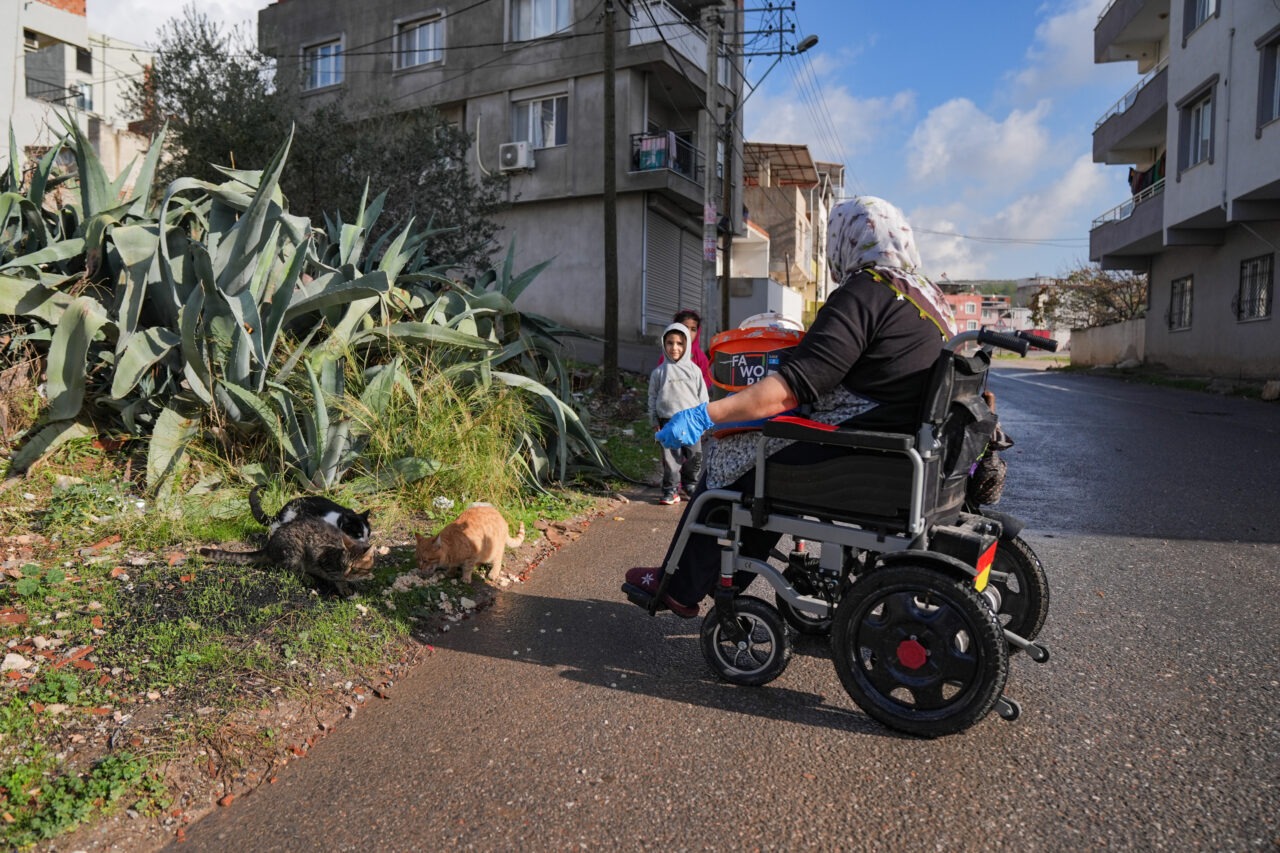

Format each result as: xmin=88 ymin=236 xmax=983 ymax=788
xmin=626 ymin=328 xmax=1056 ymax=737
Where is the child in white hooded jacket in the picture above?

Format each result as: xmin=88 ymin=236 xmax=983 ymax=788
xmin=648 ymin=322 xmax=709 ymax=504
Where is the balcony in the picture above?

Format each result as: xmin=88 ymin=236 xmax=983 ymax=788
xmin=1093 ymin=59 xmax=1167 ymax=164
xmin=1095 ymin=0 xmax=1169 ymax=71
xmin=1089 ymin=178 xmax=1165 ymax=269
xmin=627 ymin=0 xmax=729 ymax=87
xmin=627 ymin=130 xmax=704 ymax=210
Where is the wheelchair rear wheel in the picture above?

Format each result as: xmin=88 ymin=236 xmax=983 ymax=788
xmin=989 ymin=535 xmax=1049 ymax=645
xmin=700 ymin=596 xmax=793 ymax=687
xmin=831 ymin=564 xmax=1008 ymax=737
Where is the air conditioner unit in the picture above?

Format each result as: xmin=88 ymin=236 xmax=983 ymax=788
xmin=498 ymin=141 xmax=534 ymax=172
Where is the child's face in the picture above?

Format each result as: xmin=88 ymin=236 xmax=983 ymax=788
xmin=681 ymin=318 xmax=699 ymax=338
xmin=664 ymin=332 xmax=686 ymax=362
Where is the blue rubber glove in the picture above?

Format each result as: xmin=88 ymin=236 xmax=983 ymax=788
xmin=656 ymin=402 xmax=713 ymax=449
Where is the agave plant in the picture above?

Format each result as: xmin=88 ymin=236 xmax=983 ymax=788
xmin=1 ymin=118 xmax=620 ymax=494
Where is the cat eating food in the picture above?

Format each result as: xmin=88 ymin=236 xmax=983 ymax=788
xmin=415 ymin=503 xmax=525 ymax=584
xmin=200 ymin=516 xmax=376 ymax=596
xmin=250 ymin=485 xmax=372 ymax=543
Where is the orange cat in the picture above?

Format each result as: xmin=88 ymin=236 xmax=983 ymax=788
xmin=415 ymin=503 xmax=526 ymax=583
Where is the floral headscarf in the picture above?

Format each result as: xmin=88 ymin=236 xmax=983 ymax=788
xmin=826 ymin=196 xmax=957 ymax=338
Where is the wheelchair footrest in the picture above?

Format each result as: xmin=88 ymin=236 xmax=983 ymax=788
xmin=621 ymin=582 xmax=658 ymax=615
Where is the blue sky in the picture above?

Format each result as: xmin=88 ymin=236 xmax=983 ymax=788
xmin=743 ymin=0 xmax=1139 ymax=280
xmin=88 ymin=0 xmax=1140 ymax=280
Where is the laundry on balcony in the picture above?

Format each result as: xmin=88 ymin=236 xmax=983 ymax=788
xmin=1128 ymin=151 xmax=1165 ymax=195
xmin=631 ymin=131 xmax=697 ymax=179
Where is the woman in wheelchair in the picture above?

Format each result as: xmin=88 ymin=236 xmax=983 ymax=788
xmin=624 ymin=196 xmax=959 ymax=617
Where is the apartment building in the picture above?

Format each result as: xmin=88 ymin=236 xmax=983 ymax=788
xmin=740 ymin=142 xmax=843 ymax=305
xmin=1091 ymin=0 xmax=1280 ymax=378
xmin=258 ymin=0 xmax=753 ymax=369
xmin=2 ymin=0 xmax=151 ymax=184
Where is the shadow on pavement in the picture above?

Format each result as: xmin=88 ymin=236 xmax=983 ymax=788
xmin=427 ymin=589 xmax=903 ymax=740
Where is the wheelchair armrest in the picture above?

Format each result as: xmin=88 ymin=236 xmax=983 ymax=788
xmin=762 ymin=416 xmax=914 ymax=452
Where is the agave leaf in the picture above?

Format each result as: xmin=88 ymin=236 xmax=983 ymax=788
xmin=493 ymin=239 xmax=554 ymax=303
xmin=355 ymin=457 xmax=442 ymax=490
xmin=8 ymin=420 xmax=96 ymax=473
xmin=490 ymin=370 xmax=571 ymax=481
xmin=110 ymin=222 xmax=163 ymax=345
xmin=111 ymin=326 xmax=181 ymax=399
xmin=0 ymin=192 xmax=49 ymax=252
xmin=258 ymin=233 xmax=309 ymax=363
xmin=59 ymin=114 xmax=115 ymax=219
xmin=217 ymin=220 xmax=276 ymax=375
xmin=305 ymin=361 xmax=330 ymax=457
xmin=27 ymin=138 xmax=66 ymax=208
xmin=220 ymin=382 xmax=294 ymax=458
xmin=283 ymin=272 xmax=389 ymax=321
xmin=214 ymin=130 xmax=292 ymax=298
xmin=0 ymin=237 xmax=86 ymax=271
xmin=146 ymin=394 xmax=203 ymax=492
xmin=3 ymin=126 xmax=17 ymax=190
xmin=316 ymin=420 xmax=351 ymax=488
xmin=126 ymin=123 xmax=168 ymax=218
xmin=47 ymin=296 xmax=113 ymax=421
xmin=358 ymin=358 xmax=411 ymax=417
xmin=349 ymin=322 xmax=497 ymax=352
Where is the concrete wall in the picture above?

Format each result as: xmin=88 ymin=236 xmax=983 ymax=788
xmin=1146 ymin=220 xmax=1280 ymax=379
xmin=1071 ymin=318 xmax=1145 ymax=366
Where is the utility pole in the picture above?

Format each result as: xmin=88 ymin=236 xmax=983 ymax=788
xmin=700 ymin=4 xmax=723 ymax=336
xmin=601 ymin=0 xmax=619 ymax=393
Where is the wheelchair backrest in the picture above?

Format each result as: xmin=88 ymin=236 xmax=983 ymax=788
xmin=924 ymin=348 xmax=999 ymax=480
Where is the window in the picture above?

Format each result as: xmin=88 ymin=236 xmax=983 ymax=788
xmin=76 ymin=47 xmax=92 ymax=74
xmin=1184 ymin=0 xmax=1215 ymax=38
xmin=965 ymin=302 xmax=977 ymax=315
xmin=1188 ymin=96 xmax=1212 ymax=166
xmin=303 ymin=39 xmax=343 ymax=90
xmin=511 ymin=0 xmax=571 ymax=41
xmin=1177 ymin=82 xmax=1216 ymax=172
xmin=512 ymin=95 xmax=568 ymax=148
xmin=1259 ymin=29 xmax=1280 ymax=129
xmin=73 ymin=81 xmax=91 ymax=112
xmin=1237 ymin=255 xmax=1274 ymax=321
xmin=1169 ymin=276 xmax=1193 ymax=330
xmin=397 ymin=16 xmax=443 ymax=68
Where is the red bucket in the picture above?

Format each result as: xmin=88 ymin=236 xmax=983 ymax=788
xmin=708 ymin=323 xmax=804 ymax=436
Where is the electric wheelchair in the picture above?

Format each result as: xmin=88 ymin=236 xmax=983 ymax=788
xmin=623 ymin=328 xmax=1055 ymax=737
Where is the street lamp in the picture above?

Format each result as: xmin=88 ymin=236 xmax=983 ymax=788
xmin=716 ymin=32 xmax=819 ymax=332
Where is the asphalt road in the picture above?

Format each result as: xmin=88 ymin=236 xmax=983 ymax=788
xmin=173 ymin=365 xmax=1280 ymax=851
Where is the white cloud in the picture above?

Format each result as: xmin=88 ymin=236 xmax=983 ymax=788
xmin=744 ymin=83 xmax=914 ymax=165
xmin=88 ymin=0 xmax=264 ymax=48
xmin=906 ymin=98 xmax=1053 ymax=189
xmin=1011 ymin=0 xmax=1133 ymax=99
xmin=909 ymin=153 xmax=1121 ymax=279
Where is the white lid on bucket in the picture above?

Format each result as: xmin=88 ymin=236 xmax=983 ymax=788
xmin=738 ymin=311 xmax=804 ymax=332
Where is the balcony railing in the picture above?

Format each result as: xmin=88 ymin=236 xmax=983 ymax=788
xmin=1091 ymin=177 xmax=1165 ymax=228
xmin=1095 ymin=56 xmax=1167 ymax=129
xmin=628 ymin=0 xmax=728 ymax=87
xmin=630 ymin=131 xmax=701 ymax=183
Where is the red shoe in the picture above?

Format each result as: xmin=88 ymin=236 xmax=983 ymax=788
xmin=623 ymin=567 xmax=699 ymax=618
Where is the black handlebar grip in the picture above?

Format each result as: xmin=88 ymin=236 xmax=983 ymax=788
xmin=977 ymin=329 xmax=1031 ymax=356
xmin=1015 ymin=330 xmax=1060 ymax=352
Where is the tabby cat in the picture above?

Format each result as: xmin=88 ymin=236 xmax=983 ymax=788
xmin=414 ymin=503 xmax=525 ymax=584
xmin=250 ymin=485 xmax=372 ymax=543
xmin=199 ymin=517 xmax=376 ymax=596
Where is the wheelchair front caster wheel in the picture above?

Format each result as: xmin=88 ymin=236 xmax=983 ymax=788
xmin=700 ymin=595 xmax=793 ymax=687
